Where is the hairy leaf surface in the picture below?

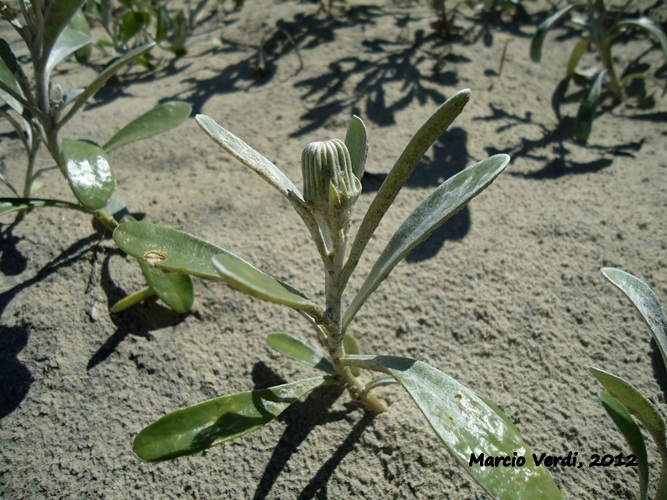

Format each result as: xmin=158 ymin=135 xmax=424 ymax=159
xmin=196 ymin=115 xmax=302 ymax=200
xmin=590 ymin=367 xmax=666 ymax=450
xmin=344 ymin=154 xmax=509 ymax=327
xmin=601 ymin=268 xmax=667 ymax=368
xmin=341 ymin=355 xmax=561 ymax=498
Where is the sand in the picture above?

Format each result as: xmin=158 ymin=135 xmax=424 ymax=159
xmin=1 ymin=0 xmax=666 ymax=497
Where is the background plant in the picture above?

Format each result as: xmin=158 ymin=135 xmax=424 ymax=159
xmin=0 ymin=0 xmax=194 ymax=313
xmin=530 ymin=0 xmax=667 ymax=142
xmin=591 ymin=268 xmax=667 ymax=499
xmin=114 ymin=89 xmax=561 ymax=497
xmin=80 ymin=0 xmax=229 ymax=68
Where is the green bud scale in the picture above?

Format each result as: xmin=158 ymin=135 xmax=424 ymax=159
xmin=302 ymin=139 xmax=361 ymax=213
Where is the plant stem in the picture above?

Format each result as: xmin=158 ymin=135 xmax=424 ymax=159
xmin=599 ymin=35 xmax=624 ymax=101
xmin=323 ymin=205 xmax=387 ymax=415
xmin=590 ymin=0 xmax=623 ymax=101
xmin=22 ymin=124 xmax=40 ymax=197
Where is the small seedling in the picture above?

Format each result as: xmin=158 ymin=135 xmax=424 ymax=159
xmin=530 ymin=0 xmax=667 ymax=142
xmin=114 ymin=89 xmax=561 ymax=497
xmin=82 ymin=0 xmax=223 ymax=66
xmin=591 ymin=268 xmax=667 ymax=499
xmin=0 ymin=0 xmax=194 ymax=313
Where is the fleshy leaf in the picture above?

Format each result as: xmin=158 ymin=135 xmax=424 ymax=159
xmin=567 ymin=36 xmax=590 ymax=78
xmin=212 ymin=254 xmax=317 ymax=312
xmin=590 ymin=367 xmax=666 ymax=450
xmin=344 ymin=154 xmax=509 ymax=328
xmin=601 ymin=268 xmax=667 ymax=369
xmin=45 ymin=26 xmax=91 ymax=78
xmin=133 ymin=376 xmax=329 ymax=461
xmin=113 ymin=221 xmax=235 ymax=280
xmin=618 ymin=18 xmax=667 ymax=65
xmin=575 ymin=69 xmax=605 ymax=144
xmin=110 ymin=286 xmax=155 ymax=313
xmin=69 ymin=7 xmax=92 ymax=63
xmin=41 ymin=0 xmax=86 ymax=63
xmin=140 ymin=261 xmax=194 ymax=314
xmin=61 ymin=42 xmax=155 ymax=126
xmin=530 ymin=4 xmax=583 ymax=62
xmin=122 ymin=10 xmax=151 ymax=42
xmin=266 ymin=333 xmax=335 ymax=374
xmin=598 ymin=390 xmax=649 ymax=500
xmin=344 ymin=115 xmax=368 ymax=179
xmin=341 ymin=355 xmax=562 ymax=498
xmin=103 ymin=101 xmax=192 ymax=152
xmin=344 ymin=89 xmax=470 ymax=281
xmin=62 ymin=139 xmax=116 ymax=210
xmin=195 ymin=114 xmax=303 ymax=200
xmin=0 ymin=39 xmax=25 ymax=114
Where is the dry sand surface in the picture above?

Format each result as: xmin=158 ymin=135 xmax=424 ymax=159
xmin=1 ymin=0 xmax=666 ymax=497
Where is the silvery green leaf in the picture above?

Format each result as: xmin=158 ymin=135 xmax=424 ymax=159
xmin=344 ymin=89 xmax=470 ymax=282
xmin=103 ymin=101 xmax=192 ymax=152
xmin=344 ymin=154 xmax=509 ymax=328
xmin=342 ymin=355 xmax=562 ymax=498
xmin=344 ymin=115 xmax=368 ymax=179
xmin=266 ymin=333 xmax=335 ymax=374
xmin=618 ymin=18 xmax=667 ymax=65
xmin=575 ymin=69 xmax=605 ymax=143
xmin=590 ymin=367 xmax=666 ymax=453
xmin=133 ymin=376 xmax=329 ymax=461
xmin=530 ymin=4 xmax=584 ymax=63
xmin=212 ymin=254 xmax=318 ymax=312
xmin=598 ymin=390 xmax=649 ymax=500
xmin=62 ymin=139 xmax=116 ymax=210
xmin=601 ymin=268 xmax=667 ymax=370
xmin=41 ymin=0 xmax=87 ymax=64
xmin=45 ymin=26 xmax=91 ymax=79
xmin=69 ymin=7 xmax=92 ymax=63
xmin=196 ymin=114 xmax=303 ymax=201
xmin=0 ymin=39 xmax=25 ymax=114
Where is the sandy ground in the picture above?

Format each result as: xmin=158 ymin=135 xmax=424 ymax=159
xmin=1 ymin=0 xmax=666 ymax=497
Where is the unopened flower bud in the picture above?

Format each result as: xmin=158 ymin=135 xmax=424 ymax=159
xmin=302 ymin=139 xmax=361 ymax=213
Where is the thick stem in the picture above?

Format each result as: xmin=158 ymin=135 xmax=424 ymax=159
xmin=22 ymin=124 xmax=40 ymax=197
xmin=599 ymin=34 xmax=624 ymax=101
xmin=321 ymin=205 xmax=387 ymax=415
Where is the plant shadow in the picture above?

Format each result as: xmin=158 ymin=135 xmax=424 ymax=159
xmin=0 ymin=324 xmax=33 ymax=419
xmin=290 ymin=26 xmax=466 ymax=137
xmin=86 ymin=250 xmax=188 ymax=370
xmin=178 ymin=6 xmax=384 ymax=116
xmin=476 ymin=78 xmax=645 ymax=178
xmin=0 ymin=221 xmax=28 ymax=276
xmin=0 ymin=227 xmax=105 ymax=418
xmin=250 ymin=362 xmax=373 ymax=499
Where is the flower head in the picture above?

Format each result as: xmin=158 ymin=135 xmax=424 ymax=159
xmin=302 ymin=139 xmax=361 ymax=214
